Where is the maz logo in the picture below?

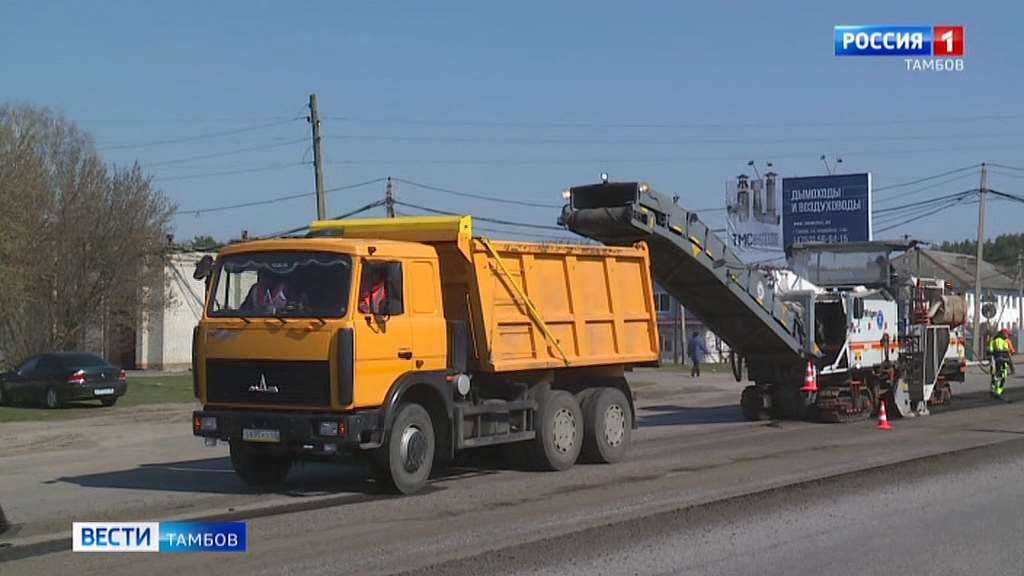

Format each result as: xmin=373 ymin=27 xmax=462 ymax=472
xmin=248 ymin=374 xmax=279 ymax=394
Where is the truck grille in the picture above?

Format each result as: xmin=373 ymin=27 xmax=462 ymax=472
xmin=205 ymin=359 xmax=331 ymax=406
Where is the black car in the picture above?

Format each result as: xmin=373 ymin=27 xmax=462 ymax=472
xmin=0 ymin=352 xmax=127 ymax=408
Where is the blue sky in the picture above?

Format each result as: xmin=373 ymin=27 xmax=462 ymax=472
xmin=3 ymin=1 xmax=1022 ymax=246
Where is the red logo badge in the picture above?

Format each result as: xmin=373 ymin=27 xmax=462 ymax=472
xmin=933 ymin=26 xmax=964 ymax=56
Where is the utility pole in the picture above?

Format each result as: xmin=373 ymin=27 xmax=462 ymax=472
xmin=308 ymin=93 xmax=326 ymax=220
xmin=973 ymin=163 xmax=988 ymax=361
xmin=385 ymin=177 xmax=396 ymax=218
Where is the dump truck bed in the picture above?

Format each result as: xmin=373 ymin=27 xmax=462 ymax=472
xmin=308 ymin=215 xmax=659 ymax=373
xmin=458 ymin=238 xmax=659 ymax=372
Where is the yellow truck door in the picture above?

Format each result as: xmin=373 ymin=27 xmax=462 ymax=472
xmin=407 ymin=258 xmax=447 ymax=371
xmin=353 ymin=260 xmax=414 ymax=407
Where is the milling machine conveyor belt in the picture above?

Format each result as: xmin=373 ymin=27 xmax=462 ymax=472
xmin=561 ymin=181 xmax=810 ymax=363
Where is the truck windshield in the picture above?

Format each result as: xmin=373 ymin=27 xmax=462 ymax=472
xmin=208 ymin=251 xmax=352 ymax=318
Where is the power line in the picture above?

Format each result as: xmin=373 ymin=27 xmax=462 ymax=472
xmin=153 ymin=162 xmax=305 ymax=183
xmin=97 ymin=118 xmax=303 ymax=151
xmin=320 ymin=144 xmax=1024 ymax=165
xmin=172 ymin=177 xmax=387 ymax=217
xmin=324 ymin=112 xmax=1024 ymax=130
xmin=326 ymin=131 xmax=1024 ymax=147
xmin=265 ymin=199 xmax=386 ymax=238
xmin=873 ymin=164 xmax=979 ymax=193
xmin=989 ymin=162 xmax=1024 ymax=173
xmin=393 ymin=199 xmax=563 ymax=230
xmin=144 ymin=138 xmax=307 ymax=167
xmin=392 ymin=177 xmax=561 ymax=208
xmin=873 ymin=189 xmax=978 ymax=216
xmin=876 ymin=192 xmax=977 ymax=233
xmin=874 ymin=171 xmax=981 ymax=205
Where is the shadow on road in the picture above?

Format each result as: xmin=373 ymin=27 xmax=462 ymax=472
xmin=54 ymin=454 xmax=502 ymax=497
xmin=637 ymin=404 xmax=744 ymax=427
xmin=54 ymin=456 xmax=384 ymax=496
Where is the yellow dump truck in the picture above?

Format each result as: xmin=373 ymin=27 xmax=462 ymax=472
xmin=191 ymin=216 xmax=658 ymax=493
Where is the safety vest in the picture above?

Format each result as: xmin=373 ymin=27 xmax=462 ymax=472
xmin=990 ymin=335 xmax=1011 ymax=354
xmin=360 ymin=282 xmax=386 ymax=313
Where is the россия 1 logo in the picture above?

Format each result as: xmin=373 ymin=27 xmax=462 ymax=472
xmin=834 ymin=25 xmax=965 ymax=72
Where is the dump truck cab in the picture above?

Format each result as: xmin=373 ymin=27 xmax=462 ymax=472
xmin=194 ymin=235 xmax=447 ymax=441
xmin=192 ymin=216 xmax=658 ymax=493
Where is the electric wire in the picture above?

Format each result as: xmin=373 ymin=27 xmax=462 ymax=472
xmin=391 ymin=177 xmax=560 ymax=209
xmin=153 ymin=162 xmax=306 ymax=183
xmin=97 ymin=118 xmax=303 ymax=151
xmin=392 ymin=200 xmax=563 ymax=230
xmin=324 ymin=112 xmax=1024 ymax=130
xmin=145 ymin=138 xmax=308 ymax=167
xmin=172 ymin=177 xmax=387 ymax=217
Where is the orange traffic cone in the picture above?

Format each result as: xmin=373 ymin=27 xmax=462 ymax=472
xmin=877 ymin=401 xmax=892 ymax=430
xmin=800 ymin=361 xmax=817 ymax=392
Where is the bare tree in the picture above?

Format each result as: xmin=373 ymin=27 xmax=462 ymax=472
xmin=0 ymin=104 xmax=175 ymax=364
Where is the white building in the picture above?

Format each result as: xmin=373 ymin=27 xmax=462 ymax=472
xmin=135 ymin=252 xmax=211 ymax=370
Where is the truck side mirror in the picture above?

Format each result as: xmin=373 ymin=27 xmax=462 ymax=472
xmin=193 ymin=255 xmax=214 ymax=280
xmin=852 ymin=297 xmax=865 ymax=319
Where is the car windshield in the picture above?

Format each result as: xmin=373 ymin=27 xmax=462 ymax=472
xmin=57 ymin=353 xmax=109 ymax=368
xmin=208 ymin=251 xmax=352 ymax=318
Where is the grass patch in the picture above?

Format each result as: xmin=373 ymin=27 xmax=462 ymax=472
xmin=0 ymin=374 xmax=195 ymax=423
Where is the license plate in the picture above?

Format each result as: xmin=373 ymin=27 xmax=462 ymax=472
xmin=93 ymin=388 xmax=115 ymax=396
xmin=242 ymin=428 xmax=280 ymax=443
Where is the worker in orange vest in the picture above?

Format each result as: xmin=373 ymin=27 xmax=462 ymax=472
xmin=359 ymin=269 xmax=388 ymax=314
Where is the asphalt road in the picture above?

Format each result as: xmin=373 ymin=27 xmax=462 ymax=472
xmin=2 ymin=366 xmax=1023 ymax=574
xmin=410 ymin=438 xmax=1024 ymax=576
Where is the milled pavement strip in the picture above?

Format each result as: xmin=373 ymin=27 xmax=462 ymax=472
xmin=398 ymin=436 xmax=1024 ymax=576
xmin=2 ymin=394 xmax=1020 ymax=567
xmin=356 ymin=410 xmax=1024 ymax=575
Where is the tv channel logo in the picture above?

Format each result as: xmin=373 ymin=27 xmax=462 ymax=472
xmin=73 ymin=521 xmax=246 ymax=553
xmin=835 ymin=25 xmax=964 ymax=57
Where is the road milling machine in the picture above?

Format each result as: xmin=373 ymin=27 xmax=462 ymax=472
xmin=560 ymin=180 xmax=967 ymax=422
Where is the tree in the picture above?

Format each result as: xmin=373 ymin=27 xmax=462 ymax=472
xmin=0 ymin=104 xmax=176 ymax=364
xmin=188 ymin=234 xmax=220 ymax=251
xmin=940 ymin=233 xmax=1024 ymax=277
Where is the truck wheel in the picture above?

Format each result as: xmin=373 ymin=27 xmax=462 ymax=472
xmin=740 ymin=385 xmax=766 ymax=421
xmin=773 ymin=384 xmax=810 ymax=420
xmin=582 ymin=387 xmax=632 ymax=464
xmin=229 ymin=441 xmax=292 ymax=487
xmin=529 ymin=390 xmax=583 ymax=471
xmin=374 ymin=402 xmax=435 ymax=495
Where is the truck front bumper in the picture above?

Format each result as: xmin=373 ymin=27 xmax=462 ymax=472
xmin=192 ymin=408 xmax=384 ymax=451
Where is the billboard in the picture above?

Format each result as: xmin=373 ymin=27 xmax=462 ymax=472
xmin=726 ymin=173 xmax=783 ymax=255
xmin=782 ymin=173 xmax=872 ymax=247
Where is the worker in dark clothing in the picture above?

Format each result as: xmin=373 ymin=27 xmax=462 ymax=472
xmin=686 ymin=331 xmax=709 ymax=378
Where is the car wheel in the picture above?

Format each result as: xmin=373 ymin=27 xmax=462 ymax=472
xmin=45 ymin=387 xmax=61 ymax=409
xmin=100 ymin=397 xmax=118 ymax=407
